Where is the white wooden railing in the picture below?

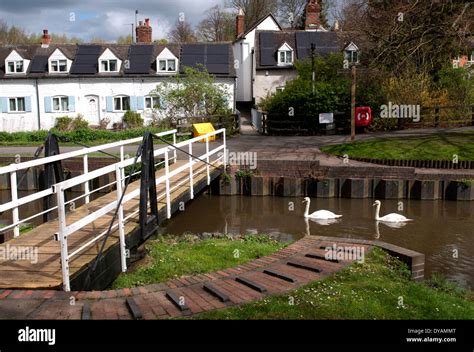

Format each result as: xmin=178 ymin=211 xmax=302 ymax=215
xmin=0 ymin=130 xmax=178 ymax=238
xmin=53 ymin=129 xmax=226 ymax=291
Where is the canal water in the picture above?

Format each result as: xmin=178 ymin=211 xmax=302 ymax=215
xmin=164 ymin=195 xmax=474 ymax=290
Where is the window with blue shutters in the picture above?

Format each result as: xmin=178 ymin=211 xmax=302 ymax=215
xmin=106 ymin=96 xmax=113 ymax=112
xmin=8 ymin=97 xmax=26 ymax=112
xmin=137 ymin=96 xmax=145 ymax=110
xmin=130 ymin=96 xmax=137 ymax=112
xmin=25 ymin=96 xmax=32 ymax=112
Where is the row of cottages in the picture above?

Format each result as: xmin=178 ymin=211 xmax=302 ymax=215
xmin=0 ymin=21 xmax=236 ymax=132
xmin=232 ymin=0 xmax=362 ymax=105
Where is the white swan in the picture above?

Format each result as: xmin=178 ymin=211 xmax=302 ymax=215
xmin=303 ymin=197 xmax=342 ymax=220
xmin=373 ymin=200 xmax=412 ymax=223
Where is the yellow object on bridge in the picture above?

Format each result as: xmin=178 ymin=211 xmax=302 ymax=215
xmin=193 ymin=123 xmax=216 ymax=142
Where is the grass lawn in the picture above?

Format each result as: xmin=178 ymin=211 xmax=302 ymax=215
xmin=112 ymin=235 xmax=287 ymax=288
xmin=192 ymin=248 xmax=474 ymax=320
xmin=321 ymin=131 xmax=474 ymax=160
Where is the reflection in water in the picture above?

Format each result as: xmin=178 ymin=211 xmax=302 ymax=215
xmin=375 ymin=221 xmax=408 ymax=239
xmin=164 ymin=195 xmax=474 ymax=290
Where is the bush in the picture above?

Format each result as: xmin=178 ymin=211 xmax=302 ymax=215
xmin=71 ymin=116 xmax=89 ymax=130
xmin=55 ymin=116 xmax=73 ymax=131
xmin=123 ymin=111 xmax=144 ymax=128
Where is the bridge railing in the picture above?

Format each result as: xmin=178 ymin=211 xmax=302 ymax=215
xmin=54 ymin=128 xmax=226 ymax=291
xmin=0 ymin=130 xmax=178 ymax=238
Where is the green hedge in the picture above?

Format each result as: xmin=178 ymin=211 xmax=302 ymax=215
xmin=0 ymin=127 xmax=173 ymax=145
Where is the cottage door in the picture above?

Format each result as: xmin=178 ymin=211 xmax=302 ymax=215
xmin=85 ymin=95 xmax=100 ymax=124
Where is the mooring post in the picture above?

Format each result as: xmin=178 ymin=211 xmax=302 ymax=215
xmin=138 ymin=132 xmax=159 ymax=240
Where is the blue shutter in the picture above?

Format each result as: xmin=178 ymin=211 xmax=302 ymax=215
xmin=25 ymin=96 xmax=32 ymax=112
xmin=130 ymin=96 xmax=137 ymax=111
xmin=44 ymin=96 xmax=52 ymax=113
xmin=68 ymin=96 xmax=75 ymax=112
xmin=137 ymin=96 xmax=145 ymax=110
xmin=106 ymin=96 xmax=113 ymax=112
xmin=0 ymin=97 xmax=8 ymax=113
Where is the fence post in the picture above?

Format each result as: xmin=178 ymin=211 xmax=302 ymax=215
xmin=223 ymin=130 xmax=227 ymax=169
xmin=83 ymin=155 xmax=90 ymax=204
xmin=56 ymin=184 xmax=70 ymax=292
xmin=115 ymin=164 xmax=127 ymax=273
xmin=120 ymin=146 xmax=125 ymax=188
xmin=173 ymin=132 xmax=177 ymax=164
xmin=10 ymin=171 xmax=20 ymax=238
xmin=206 ymin=136 xmax=210 ymax=185
xmin=165 ymin=149 xmax=171 ymax=219
xmin=189 ymin=143 xmax=194 ymax=200
xmin=471 ymin=106 xmax=474 ymax=126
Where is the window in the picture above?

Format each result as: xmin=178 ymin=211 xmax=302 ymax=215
xmin=158 ymin=59 xmax=177 ymax=72
xmin=52 ymin=96 xmax=69 ymax=112
xmin=114 ymin=96 xmax=130 ymax=111
xmin=145 ymin=96 xmax=160 ymax=109
xmin=8 ymin=97 xmax=25 ymax=112
xmin=6 ymin=60 xmax=24 ymax=73
xmin=279 ymin=51 xmax=293 ymax=65
xmin=345 ymin=50 xmax=359 ymax=64
xmin=276 ymin=87 xmax=285 ymax=93
xmin=101 ymin=59 xmax=118 ymax=72
xmin=51 ymin=60 xmax=67 ymax=73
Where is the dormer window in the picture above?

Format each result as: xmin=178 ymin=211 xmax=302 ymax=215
xmin=101 ymin=59 xmax=118 ymax=72
xmin=7 ymin=60 xmax=24 ymax=73
xmin=344 ymin=42 xmax=360 ymax=65
xmin=51 ymin=60 xmax=67 ymax=73
xmin=277 ymin=43 xmax=294 ymax=66
xmin=156 ymin=48 xmax=179 ymax=74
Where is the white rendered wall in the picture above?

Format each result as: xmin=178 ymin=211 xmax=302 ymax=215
xmin=253 ymin=70 xmax=297 ymax=104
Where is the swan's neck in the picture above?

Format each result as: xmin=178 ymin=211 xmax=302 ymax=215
xmin=375 ymin=204 xmax=381 ymax=221
xmin=304 ymin=201 xmax=310 ymax=217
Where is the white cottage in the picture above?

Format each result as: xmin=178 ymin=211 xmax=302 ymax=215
xmin=0 ymin=31 xmax=236 ymax=132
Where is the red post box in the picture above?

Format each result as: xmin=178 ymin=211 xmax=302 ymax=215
xmin=355 ymin=107 xmax=372 ymax=127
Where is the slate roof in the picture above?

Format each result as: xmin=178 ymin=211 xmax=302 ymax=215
xmin=0 ymin=43 xmax=236 ymax=79
xmin=255 ymin=30 xmax=361 ymax=70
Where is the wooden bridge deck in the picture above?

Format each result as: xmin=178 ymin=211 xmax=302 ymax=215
xmin=0 ymin=160 xmax=221 ymax=290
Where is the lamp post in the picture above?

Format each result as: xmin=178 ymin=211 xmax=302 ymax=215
xmin=351 ymin=64 xmax=356 ymax=142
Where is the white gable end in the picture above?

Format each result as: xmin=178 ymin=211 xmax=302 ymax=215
xmin=5 ymin=50 xmax=30 ymax=74
xmin=48 ymin=48 xmax=72 ymax=73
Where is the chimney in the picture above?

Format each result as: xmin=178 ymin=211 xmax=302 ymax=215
xmin=304 ymin=0 xmax=321 ymax=31
xmin=136 ymin=18 xmax=152 ymax=43
xmin=41 ymin=29 xmax=51 ymax=47
xmin=236 ymin=9 xmax=245 ymax=39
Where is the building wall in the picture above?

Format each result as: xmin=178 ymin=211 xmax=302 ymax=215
xmin=253 ymin=69 xmax=297 ymax=104
xmin=233 ymin=16 xmax=281 ymax=103
xmin=0 ymin=77 xmax=236 ymax=132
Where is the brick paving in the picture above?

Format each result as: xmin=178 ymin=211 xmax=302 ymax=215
xmin=0 ymin=236 xmax=372 ymax=320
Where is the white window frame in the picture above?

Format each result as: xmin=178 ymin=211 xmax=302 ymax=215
xmin=145 ymin=96 xmax=160 ymax=109
xmin=52 ymin=96 xmax=69 ymax=112
xmin=101 ymin=59 xmax=118 ymax=72
xmin=158 ymin=59 xmax=177 ymax=72
xmin=50 ymin=59 xmax=68 ymax=73
xmin=6 ymin=60 xmax=24 ymax=73
xmin=8 ymin=97 xmax=26 ymax=113
xmin=279 ymin=50 xmax=293 ymax=65
xmin=114 ymin=96 xmax=130 ymax=112
xmin=345 ymin=50 xmax=359 ymax=64
xmin=276 ymin=87 xmax=285 ymax=93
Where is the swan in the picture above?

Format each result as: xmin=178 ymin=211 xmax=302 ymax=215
xmin=303 ymin=197 xmax=342 ymax=220
xmin=373 ymin=200 xmax=412 ymax=223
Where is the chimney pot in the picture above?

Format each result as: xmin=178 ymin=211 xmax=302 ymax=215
xmin=41 ymin=29 xmax=51 ymax=47
xmin=305 ymin=0 xmax=321 ymax=31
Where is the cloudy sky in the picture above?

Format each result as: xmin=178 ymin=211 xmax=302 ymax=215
xmin=0 ymin=0 xmax=233 ymax=41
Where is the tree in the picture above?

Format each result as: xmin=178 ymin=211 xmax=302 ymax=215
xmin=230 ymin=0 xmax=278 ymax=28
xmin=168 ymin=20 xmax=196 ymax=44
xmin=197 ymin=5 xmax=236 ymax=42
xmin=338 ymin=1 xmax=474 ymax=74
xmin=150 ymin=65 xmax=231 ymax=119
xmin=278 ymin=0 xmax=307 ymax=29
xmin=117 ymin=35 xmax=133 ymax=44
